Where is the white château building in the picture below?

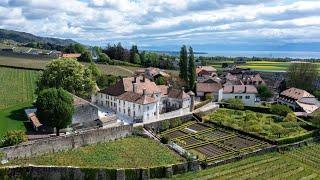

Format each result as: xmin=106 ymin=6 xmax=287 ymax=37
xmin=92 ymin=76 xmax=194 ymax=123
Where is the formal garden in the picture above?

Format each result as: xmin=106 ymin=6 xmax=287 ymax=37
xmin=159 ymin=121 xmax=271 ymax=164
xmin=202 ymin=107 xmax=318 ymax=144
xmin=174 ymin=143 xmax=320 ymax=179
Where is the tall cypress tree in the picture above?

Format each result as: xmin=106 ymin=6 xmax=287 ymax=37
xmin=188 ymin=46 xmax=196 ymax=90
xmin=179 ymin=45 xmax=188 ymax=83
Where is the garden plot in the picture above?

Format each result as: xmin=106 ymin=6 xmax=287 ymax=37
xmin=160 ymin=121 xmax=270 ymax=163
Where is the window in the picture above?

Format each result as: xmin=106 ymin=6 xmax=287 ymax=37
xmin=235 ymin=96 xmax=238 ymax=99
xmin=147 ymin=106 xmax=149 ymax=111
xmin=246 ymin=96 xmax=250 ymax=99
xmin=239 ymin=96 xmax=243 ymax=99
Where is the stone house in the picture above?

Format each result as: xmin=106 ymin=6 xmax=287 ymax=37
xmin=277 ymin=87 xmax=320 ymax=114
xmin=196 ymin=66 xmax=217 ymax=81
xmin=196 ymin=82 xmax=223 ymax=101
xmin=92 ymin=76 xmax=194 ymax=123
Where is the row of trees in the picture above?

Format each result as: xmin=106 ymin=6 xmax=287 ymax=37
xmin=179 ymin=45 xmax=196 ymax=90
xmin=103 ymin=43 xmax=176 ymax=69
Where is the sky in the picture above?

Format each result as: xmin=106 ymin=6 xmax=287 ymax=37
xmin=1 ymin=0 xmax=320 ymax=52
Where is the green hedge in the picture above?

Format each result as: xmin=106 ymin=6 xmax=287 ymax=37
xmin=109 ymin=60 xmax=141 ymax=67
xmin=276 ymin=130 xmax=320 ymax=145
xmin=105 ymin=169 xmax=117 ymax=179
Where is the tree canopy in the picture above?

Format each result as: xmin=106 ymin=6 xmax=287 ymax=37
xmin=257 ymin=85 xmax=273 ymax=101
xmin=188 ymin=46 xmax=196 ymax=90
xmin=36 ymin=88 xmax=74 ymax=136
xmin=287 ymin=63 xmax=318 ymax=92
xmin=36 ymin=58 xmax=96 ymax=98
xmin=78 ymin=51 xmax=93 ymax=62
xmin=63 ymin=43 xmax=86 ymax=54
xmin=179 ymin=45 xmax=188 ymax=83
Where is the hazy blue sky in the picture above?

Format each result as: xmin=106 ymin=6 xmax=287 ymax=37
xmin=1 ymin=0 xmax=320 ymax=51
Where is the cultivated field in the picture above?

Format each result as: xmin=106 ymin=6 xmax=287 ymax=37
xmin=174 ymin=143 xmax=320 ymax=179
xmin=0 ymin=67 xmax=39 ymax=136
xmin=0 ymin=55 xmax=140 ymax=76
xmin=160 ymin=121 xmax=270 ymax=163
xmin=209 ymin=60 xmax=320 ymax=72
xmin=4 ymin=136 xmax=184 ymax=168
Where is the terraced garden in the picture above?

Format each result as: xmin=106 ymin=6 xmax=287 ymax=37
xmin=174 ymin=143 xmax=320 ymax=179
xmin=160 ymin=121 xmax=270 ymax=163
xmin=0 ymin=67 xmax=39 ymax=137
xmin=3 ymin=136 xmax=184 ymax=168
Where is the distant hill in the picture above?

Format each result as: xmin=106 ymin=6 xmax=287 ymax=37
xmin=0 ymin=29 xmax=78 ymax=46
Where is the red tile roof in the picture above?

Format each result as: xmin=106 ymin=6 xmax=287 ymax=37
xmin=168 ymin=89 xmax=190 ymax=99
xmin=62 ymin=53 xmax=81 ymax=58
xmin=196 ymin=83 xmax=222 ymax=93
xmin=280 ymin=88 xmax=314 ymax=101
xmin=117 ymin=92 xmax=157 ymax=105
xmin=223 ymin=85 xmax=257 ymax=94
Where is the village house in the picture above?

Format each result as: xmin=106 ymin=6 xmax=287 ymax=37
xmin=135 ymin=67 xmax=170 ymax=80
xmin=196 ymin=66 xmax=217 ymax=81
xmin=61 ymin=53 xmax=81 ymax=58
xmin=196 ymin=82 xmax=223 ymax=101
xmin=222 ymin=85 xmax=258 ymax=106
xmin=92 ymin=76 xmax=194 ymax=123
xmin=277 ymin=87 xmax=320 ymax=114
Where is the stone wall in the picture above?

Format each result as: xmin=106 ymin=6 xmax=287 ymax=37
xmin=0 ymin=125 xmax=133 ymax=161
xmin=0 ymin=160 xmax=200 ymax=180
xmin=72 ymin=103 xmax=99 ymax=126
xmin=143 ymin=114 xmax=193 ymax=132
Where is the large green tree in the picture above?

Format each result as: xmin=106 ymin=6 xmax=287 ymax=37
xmin=36 ymin=58 xmax=96 ymax=97
xmin=88 ymin=62 xmax=101 ymax=81
xmin=129 ymin=45 xmax=139 ymax=64
xmin=78 ymin=51 xmax=93 ymax=62
xmin=179 ymin=45 xmax=188 ymax=83
xmin=36 ymin=88 xmax=74 ymax=136
xmin=63 ymin=43 xmax=86 ymax=54
xmin=257 ymin=85 xmax=273 ymax=101
xmin=287 ymin=63 xmax=318 ymax=92
xmin=188 ymin=46 xmax=196 ymax=90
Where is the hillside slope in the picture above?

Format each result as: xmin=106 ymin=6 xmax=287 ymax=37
xmin=0 ymin=29 xmax=77 ymax=46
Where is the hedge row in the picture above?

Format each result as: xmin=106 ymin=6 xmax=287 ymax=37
xmin=276 ymin=130 xmax=320 ymax=145
xmin=108 ymin=59 xmax=141 ymax=67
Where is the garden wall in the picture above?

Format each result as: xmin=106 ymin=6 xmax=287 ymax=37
xmin=0 ymin=125 xmax=133 ymax=161
xmin=0 ymin=160 xmax=200 ymax=180
xmin=143 ymin=114 xmax=193 ymax=132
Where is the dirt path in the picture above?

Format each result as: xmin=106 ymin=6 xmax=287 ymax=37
xmin=116 ymin=66 xmax=135 ymax=75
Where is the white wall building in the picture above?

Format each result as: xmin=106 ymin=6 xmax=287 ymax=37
xmin=222 ymin=85 xmax=257 ymax=106
xmin=92 ymin=76 xmax=194 ymax=123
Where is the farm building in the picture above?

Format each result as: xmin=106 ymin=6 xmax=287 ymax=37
xmin=222 ymin=85 xmax=258 ymax=106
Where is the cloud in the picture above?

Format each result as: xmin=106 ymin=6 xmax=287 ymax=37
xmin=0 ymin=0 xmax=319 ymax=49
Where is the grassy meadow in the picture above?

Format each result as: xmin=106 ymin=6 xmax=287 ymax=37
xmin=4 ymin=136 xmax=184 ymax=168
xmin=174 ymin=143 xmax=320 ymax=179
xmin=0 ymin=67 xmax=39 ymax=137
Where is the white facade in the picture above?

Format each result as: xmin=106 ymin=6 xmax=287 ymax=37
xmin=222 ymin=93 xmax=256 ymax=106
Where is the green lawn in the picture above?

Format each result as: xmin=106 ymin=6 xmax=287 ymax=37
xmin=4 ymin=136 xmax=184 ymax=168
xmin=0 ymin=67 xmax=39 ymax=137
xmin=203 ymin=108 xmax=308 ymax=140
xmin=174 ymin=143 xmax=320 ymax=179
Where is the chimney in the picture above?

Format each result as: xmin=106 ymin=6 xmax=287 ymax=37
xmin=142 ymin=75 xmax=146 ymax=82
xmin=244 ymin=86 xmax=247 ymax=93
xmin=143 ymin=88 xmax=147 ymax=96
xmin=181 ymin=87 xmax=185 ymax=92
xmin=231 ymin=86 xmax=234 ymax=93
xmin=133 ymin=76 xmax=137 ymax=83
xmin=133 ymin=83 xmax=138 ymax=93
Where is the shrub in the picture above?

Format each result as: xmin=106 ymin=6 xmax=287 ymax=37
xmin=170 ymin=118 xmax=182 ymax=128
xmin=270 ymin=104 xmax=292 ymax=117
xmin=311 ymin=112 xmax=320 ymax=128
xmin=0 ymin=130 xmax=28 ymax=147
xmin=160 ymin=135 xmax=170 ymax=144
xmin=283 ymin=112 xmax=297 ymax=122
xmin=226 ymin=98 xmax=244 ymax=110
xmin=133 ymin=126 xmax=144 ymax=136
xmin=205 ymin=93 xmax=213 ymax=100
xmin=161 ymin=120 xmax=170 ymax=131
